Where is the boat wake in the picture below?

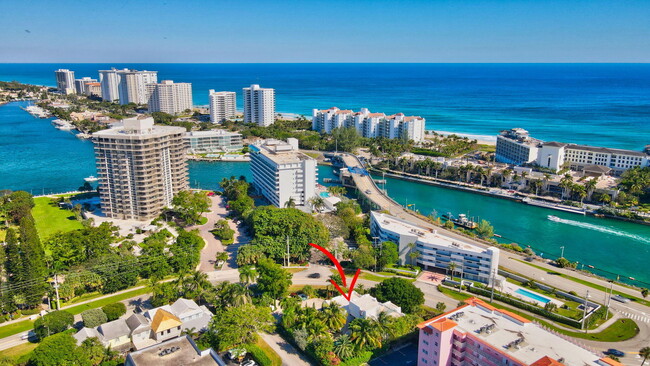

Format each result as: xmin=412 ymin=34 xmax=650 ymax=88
xmin=548 ymin=216 xmax=650 ymax=244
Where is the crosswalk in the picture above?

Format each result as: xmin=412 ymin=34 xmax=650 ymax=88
xmin=619 ymin=311 xmax=650 ymax=323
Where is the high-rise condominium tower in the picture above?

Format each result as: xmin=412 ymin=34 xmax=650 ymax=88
xmin=243 ymin=84 xmax=275 ymax=126
xmin=118 ymin=70 xmax=158 ymax=105
xmin=208 ymin=90 xmax=236 ymax=123
xmin=54 ymin=69 xmax=75 ymax=94
xmin=92 ymin=117 xmax=188 ymax=221
xmin=147 ymin=80 xmax=193 ymax=115
xmin=98 ymin=68 xmax=126 ymax=102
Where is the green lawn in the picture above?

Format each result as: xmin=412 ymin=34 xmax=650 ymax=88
xmin=514 ymin=259 xmax=650 ymax=307
xmin=64 ymin=287 xmax=150 ymax=315
xmin=0 ymin=319 xmax=35 ymax=339
xmin=32 ymin=197 xmax=83 ymax=239
xmin=0 ymin=341 xmax=38 ymax=362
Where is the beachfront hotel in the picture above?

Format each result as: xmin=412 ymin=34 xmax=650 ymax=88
xmin=54 ymin=69 xmax=76 ymax=95
xmin=146 ymin=80 xmax=193 ymax=115
xmin=370 ymin=211 xmax=499 ymax=284
xmin=92 ymin=116 xmax=188 ymax=221
xmin=208 ymin=90 xmax=237 ymax=123
xmin=250 ymin=138 xmax=317 ymax=208
xmin=243 ymin=84 xmax=275 ymax=126
xmin=496 ymin=128 xmax=650 ymax=175
xmin=312 ymin=107 xmax=426 ymax=142
xmin=118 ymin=70 xmax=158 ymax=105
xmin=417 ymin=297 xmax=622 ymax=366
xmin=184 ymin=130 xmax=243 ymax=153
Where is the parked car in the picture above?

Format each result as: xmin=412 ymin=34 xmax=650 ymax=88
xmin=298 ymin=293 xmax=308 ymax=301
xmin=605 ymin=349 xmax=625 ymax=357
xmin=242 ymin=360 xmax=257 ymax=366
xmin=612 ymin=295 xmax=631 ymax=303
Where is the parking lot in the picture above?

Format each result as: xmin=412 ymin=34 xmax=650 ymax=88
xmin=369 ymin=342 xmax=418 ymax=366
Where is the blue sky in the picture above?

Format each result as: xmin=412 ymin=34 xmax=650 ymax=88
xmin=1 ymin=0 xmax=649 ymax=62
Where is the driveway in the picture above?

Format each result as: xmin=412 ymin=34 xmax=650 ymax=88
xmin=259 ymin=332 xmax=314 ymax=366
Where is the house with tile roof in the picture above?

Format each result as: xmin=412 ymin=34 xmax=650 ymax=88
xmin=74 ymin=298 xmax=212 ymax=350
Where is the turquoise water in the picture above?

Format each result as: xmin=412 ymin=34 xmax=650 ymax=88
xmin=515 ymin=288 xmax=551 ymax=304
xmin=1 ymin=63 xmax=649 ymax=149
xmin=371 ymin=171 xmax=650 ymax=286
xmin=320 ymin=192 xmax=331 ymax=198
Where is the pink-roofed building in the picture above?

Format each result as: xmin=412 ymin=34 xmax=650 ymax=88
xmin=417 ymin=298 xmax=623 ymax=366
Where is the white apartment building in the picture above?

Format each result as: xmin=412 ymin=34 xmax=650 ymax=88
xmin=495 ymin=128 xmax=542 ymax=165
xmin=54 ymin=69 xmax=76 ymax=94
xmin=184 ymin=130 xmax=243 ymax=153
xmin=497 ymin=128 xmax=650 ymax=175
xmin=250 ymin=138 xmax=317 ymax=207
xmin=74 ymin=77 xmax=97 ymax=95
xmin=243 ymin=84 xmax=275 ymax=126
xmin=208 ymin=90 xmax=237 ymax=123
xmin=311 ymin=107 xmax=425 ymax=141
xmin=99 ymin=68 xmax=127 ymax=102
xmin=370 ymin=211 xmax=499 ymax=284
xmin=118 ymin=70 xmax=158 ymax=105
xmin=147 ymin=80 xmax=193 ymax=115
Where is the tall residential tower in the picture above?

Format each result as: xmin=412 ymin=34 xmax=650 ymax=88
xmin=250 ymin=138 xmax=317 ymax=208
xmin=92 ymin=117 xmax=188 ymax=221
xmin=54 ymin=69 xmax=76 ymax=94
xmin=208 ymin=90 xmax=236 ymax=123
xmin=243 ymin=84 xmax=275 ymax=126
xmin=118 ymin=70 xmax=158 ymax=105
xmin=147 ymin=80 xmax=193 ymax=115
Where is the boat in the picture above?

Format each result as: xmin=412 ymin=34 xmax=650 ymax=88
xmin=76 ymin=133 xmax=92 ymax=139
xmin=547 ymin=215 xmax=561 ymax=222
xmin=522 ymin=197 xmax=586 ymax=215
xmin=84 ymin=176 xmax=99 ymax=182
xmin=52 ymin=119 xmax=75 ymax=131
xmin=442 ymin=212 xmax=479 ymax=229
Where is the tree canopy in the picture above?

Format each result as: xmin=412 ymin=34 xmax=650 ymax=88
xmin=256 ymin=258 xmax=292 ymax=299
xmin=207 ymin=304 xmax=274 ymax=351
xmin=171 ymin=190 xmax=210 ymax=226
xmin=370 ymin=277 xmax=424 ymax=314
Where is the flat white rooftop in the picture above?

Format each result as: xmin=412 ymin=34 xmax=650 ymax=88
xmin=372 ymin=211 xmax=488 ymax=254
xmin=185 ymin=130 xmax=240 ymax=137
xmin=420 ymin=298 xmax=607 ymax=366
xmin=252 ymin=139 xmax=313 ymax=165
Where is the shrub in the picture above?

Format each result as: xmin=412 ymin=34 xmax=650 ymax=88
xmin=102 ymin=302 xmax=126 ymax=321
xmin=244 ymin=343 xmax=273 ymax=366
xmin=34 ymin=310 xmax=74 ymax=339
xmin=81 ymin=308 xmax=108 ymax=328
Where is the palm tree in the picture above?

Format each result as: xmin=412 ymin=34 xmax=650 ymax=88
xmin=304 ymin=318 xmax=328 ymax=339
xmin=333 ymin=334 xmax=356 ymax=360
xmin=559 ymin=173 xmax=574 ymax=200
xmin=182 ymin=327 xmax=198 ymax=339
xmin=585 ymin=179 xmax=597 ymax=201
xmin=448 ymin=262 xmax=457 ymax=281
xmin=225 ymin=283 xmax=251 ymax=306
xmin=284 ymin=197 xmax=296 ymax=208
xmin=238 ymin=266 xmax=258 ymax=287
xmin=376 ymin=311 xmax=395 ymax=342
xmin=183 ymin=271 xmax=210 ymax=304
xmin=309 ymin=196 xmax=326 ymax=213
xmin=542 ymin=173 xmax=551 ymax=193
xmin=599 ymin=193 xmax=611 ymax=206
xmin=320 ymin=302 xmax=347 ymax=332
xmin=640 ymin=346 xmax=650 ymax=366
xmin=349 ymin=318 xmax=382 ymax=350
xmin=573 ymin=184 xmax=587 ymax=204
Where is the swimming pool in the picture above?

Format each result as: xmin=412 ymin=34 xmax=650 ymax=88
xmin=319 ymin=191 xmax=331 ymax=198
xmin=515 ymin=288 xmax=551 ymax=304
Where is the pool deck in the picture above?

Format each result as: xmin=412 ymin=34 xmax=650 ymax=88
xmin=501 ymin=282 xmax=563 ymax=307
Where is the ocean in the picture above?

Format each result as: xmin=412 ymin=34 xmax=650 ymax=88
xmin=1 ymin=63 xmax=649 ymax=150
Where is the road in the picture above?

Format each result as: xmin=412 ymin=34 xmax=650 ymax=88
xmin=341 ymin=153 xmax=650 ymax=363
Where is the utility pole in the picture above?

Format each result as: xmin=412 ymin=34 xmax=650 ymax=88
xmin=286 ymin=236 xmax=290 ymax=267
xmin=582 ymin=290 xmax=590 ymax=332
xmin=490 ymin=268 xmax=496 ymax=303
xmin=53 ymin=274 xmax=61 ymax=310
xmin=605 ymin=281 xmax=614 ymax=320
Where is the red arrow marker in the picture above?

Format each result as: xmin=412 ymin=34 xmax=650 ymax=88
xmin=309 ymin=243 xmax=361 ymax=301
